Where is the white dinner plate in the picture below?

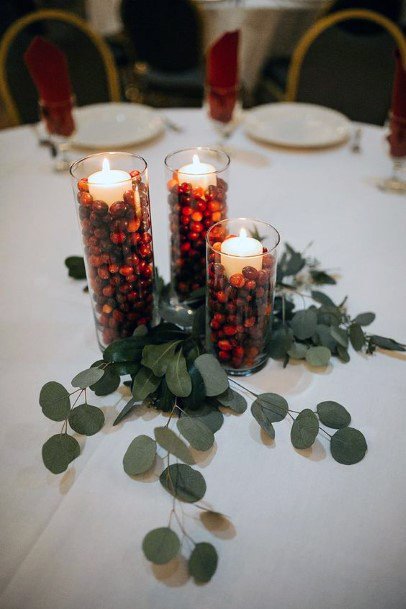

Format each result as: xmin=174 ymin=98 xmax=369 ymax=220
xmin=71 ymin=103 xmax=164 ymax=149
xmin=244 ymin=102 xmax=351 ymax=148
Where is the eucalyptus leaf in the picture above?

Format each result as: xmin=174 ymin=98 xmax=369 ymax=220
xmin=268 ymin=327 xmax=294 ymax=359
xmin=317 ymin=401 xmax=351 ymax=429
xmin=189 ymin=542 xmax=218 ymax=583
xmin=112 ymin=361 xmax=141 ymax=376
xmin=337 ymin=345 xmax=350 ymax=363
xmin=113 ymin=398 xmax=138 ymax=426
xmin=132 ymin=367 xmax=161 ymax=401
xmin=90 ymin=364 xmax=120 ymax=396
xmin=369 ymin=335 xmax=406 ymax=352
xmin=290 ymin=309 xmax=317 ymax=340
xmin=155 ymin=377 xmax=176 ymax=413
xmin=142 ymin=527 xmax=180 ymax=564
xmin=133 ymin=324 xmax=148 ymax=337
xmin=215 ymin=388 xmax=247 ymax=413
xmin=315 ymin=324 xmax=337 ymax=352
xmin=39 ymin=381 xmax=70 ymax=421
xmin=166 ymin=350 xmax=192 ymax=397
xmin=330 ymin=326 xmax=349 ymax=348
xmin=291 ymin=409 xmax=319 ymax=449
xmin=251 ymin=402 xmax=275 ymax=439
xmin=68 ymin=404 xmax=105 ymax=436
xmin=287 ymin=342 xmax=308 ymax=360
xmin=141 ymin=341 xmax=181 ymax=377
xmin=311 ymin=290 xmax=335 ymax=307
xmin=252 ymin=393 xmax=288 ymax=423
xmin=185 ymin=404 xmax=224 ymax=433
xmin=177 ymin=417 xmax=214 ymax=451
xmin=160 ymin=464 xmax=206 ymax=503
xmin=305 ymin=346 xmax=331 ymax=367
xmin=310 ymin=270 xmax=336 ymax=285
xmin=103 ymin=337 xmax=146 ymax=363
xmin=181 ymin=363 xmax=206 ymax=410
xmin=65 ymin=256 xmax=86 ymax=279
xmin=154 ymin=427 xmax=194 ymax=464
xmin=330 ymin=427 xmax=367 ymax=465
xmin=123 ymin=434 xmax=156 ymax=475
xmin=71 ymin=368 xmax=104 ymax=389
xmin=194 ymin=354 xmax=228 ymax=397
xmin=353 ymin=312 xmax=375 ymax=326
xmin=149 ymin=322 xmax=188 ymax=342
xmin=349 ymin=323 xmax=365 ymax=351
xmin=42 ymin=434 xmax=80 ymax=474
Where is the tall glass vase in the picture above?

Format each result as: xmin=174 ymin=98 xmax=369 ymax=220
xmin=70 ymin=152 xmax=156 ymax=350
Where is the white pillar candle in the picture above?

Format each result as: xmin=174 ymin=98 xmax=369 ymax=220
xmin=88 ymin=158 xmax=132 ymax=206
xmin=221 ymin=228 xmax=263 ymax=277
xmin=178 ymin=153 xmax=217 ymax=191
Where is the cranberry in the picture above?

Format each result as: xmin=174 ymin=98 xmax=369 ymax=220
xmin=218 ymin=350 xmax=231 ymax=361
xmin=223 ymin=325 xmax=237 ymax=336
xmin=229 ymin=273 xmax=245 ymax=288
xmin=218 ymin=339 xmax=232 ymax=351
xmin=92 ymin=200 xmax=108 ymax=215
xmin=246 ymin=280 xmax=256 ymax=290
xmin=130 ymin=169 xmax=140 ymax=178
xmin=242 ymin=266 xmax=259 ymax=281
xmin=123 ymin=190 xmax=134 ymax=205
xmin=108 ymin=263 xmax=119 ymax=274
xmin=102 ymin=285 xmax=115 ymax=297
xmin=78 ymin=192 xmax=93 ymax=206
xmin=257 ymin=270 xmax=269 ymax=286
xmin=244 ymin=317 xmax=256 ymax=328
xmin=78 ymin=178 xmax=89 ymax=192
xmin=140 ymin=232 xmax=152 ymax=244
xmin=110 ymin=201 xmax=127 ymax=218
xmin=119 ymin=265 xmax=133 ymax=276
xmin=98 ymin=266 xmax=110 ymax=280
xmin=110 ymin=232 xmax=126 ymax=245
xmin=139 ymin=244 xmax=152 ymax=259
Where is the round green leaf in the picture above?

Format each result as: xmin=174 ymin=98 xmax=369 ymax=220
xmin=353 ymin=312 xmax=375 ymax=326
xmin=330 ymin=326 xmax=349 ymax=349
xmin=42 ymin=434 xmax=80 ymax=474
xmin=337 ymin=345 xmax=350 ymax=363
xmin=291 ymin=409 xmax=319 ymax=449
xmin=189 ymin=542 xmax=218 ymax=583
xmin=68 ymin=404 xmax=105 ymax=436
xmin=90 ymin=365 xmax=120 ymax=396
xmin=71 ymin=368 xmax=104 ymax=389
xmin=349 ymin=323 xmax=365 ymax=352
xmin=160 ymin=464 xmax=206 ymax=503
xmin=39 ymin=381 xmax=70 ymax=421
xmin=315 ymin=324 xmax=338 ymax=352
xmin=123 ymin=434 xmax=156 ymax=475
xmin=317 ymin=401 xmax=351 ymax=429
xmin=154 ymin=427 xmax=194 ymax=464
xmin=165 ymin=350 xmax=192 ymax=397
xmin=330 ymin=427 xmax=367 ymax=465
xmin=185 ymin=404 xmax=224 ymax=433
xmin=305 ymin=346 xmax=331 ymax=367
xmin=177 ymin=417 xmax=214 ymax=451
xmin=103 ymin=336 xmax=146 ymax=363
xmin=251 ymin=403 xmax=275 ymax=439
xmin=251 ymin=393 xmax=288 ymax=422
xmin=215 ymin=388 xmax=247 ymax=413
xmin=287 ymin=342 xmax=308 ymax=360
xmin=141 ymin=341 xmax=181 ymax=377
xmin=311 ymin=290 xmax=335 ymax=307
xmin=132 ymin=366 xmax=161 ymax=401
xmin=142 ymin=527 xmax=180 ymax=565
xmin=181 ymin=363 xmax=206 ymax=411
xmin=194 ymin=354 xmax=229 ymax=397
xmin=268 ymin=327 xmax=294 ymax=359
xmin=290 ymin=309 xmax=317 ymax=340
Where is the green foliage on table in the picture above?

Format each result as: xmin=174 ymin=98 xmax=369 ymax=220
xmin=45 ymin=241 xmax=405 ymax=583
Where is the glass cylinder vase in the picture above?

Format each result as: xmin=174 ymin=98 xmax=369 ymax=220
xmin=206 ymin=218 xmax=280 ymax=376
xmin=162 ymin=147 xmax=230 ymax=327
xmin=70 ymin=152 xmax=156 ymax=350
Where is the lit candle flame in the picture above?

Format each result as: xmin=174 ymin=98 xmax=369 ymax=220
xmin=239 ymin=227 xmax=248 ymax=238
xmin=192 ymin=154 xmax=200 ymax=167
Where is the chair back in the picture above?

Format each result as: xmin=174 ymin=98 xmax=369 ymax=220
xmin=285 ymin=9 xmax=406 ymax=125
xmin=0 ymin=9 xmax=120 ymax=125
xmin=121 ymin=0 xmax=201 ymax=72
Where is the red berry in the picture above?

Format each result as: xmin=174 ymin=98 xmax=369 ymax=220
xmin=218 ymin=350 xmax=231 ymax=361
xmin=78 ymin=178 xmax=89 ymax=192
xmin=223 ymin=325 xmax=237 ymax=336
xmin=119 ymin=265 xmax=133 ymax=276
xmin=218 ymin=339 xmax=232 ymax=351
xmin=110 ymin=232 xmax=126 ymax=245
xmin=92 ymin=200 xmax=108 ymax=215
xmin=110 ymin=201 xmax=127 ymax=218
xmin=98 ymin=266 xmax=110 ymax=280
xmin=229 ymin=273 xmax=245 ymax=288
xmin=242 ymin=266 xmax=259 ymax=280
xmin=217 ymin=291 xmax=228 ymax=303
xmin=78 ymin=191 xmax=93 ymax=206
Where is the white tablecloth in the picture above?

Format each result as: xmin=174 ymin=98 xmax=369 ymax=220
xmin=1 ymin=109 xmax=406 ymax=609
xmin=86 ymin=0 xmax=327 ymax=91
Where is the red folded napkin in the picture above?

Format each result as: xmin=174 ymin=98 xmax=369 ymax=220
xmin=388 ymin=51 xmax=406 ymax=157
xmin=206 ymin=31 xmax=240 ymax=124
xmin=24 ymin=36 xmax=75 ymax=137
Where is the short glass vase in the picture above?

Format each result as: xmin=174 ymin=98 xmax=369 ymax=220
xmin=70 ymin=152 xmax=156 ymax=350
xmin=206 ymin=218 xmax=280 ymax=376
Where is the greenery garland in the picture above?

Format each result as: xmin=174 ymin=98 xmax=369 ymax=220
xmin=42 ymin=243 xmax=405 ymax=583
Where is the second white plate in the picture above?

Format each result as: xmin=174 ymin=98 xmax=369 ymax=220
xmin=244 ymin=102 xmax=351 ymax=148
xmin=72 ymin=103 xmax=164 ymax=149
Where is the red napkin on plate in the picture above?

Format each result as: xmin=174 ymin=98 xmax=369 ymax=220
xmin=388 ymin=51 xmax=406 ymax=157
xmin=24 ymin=36 xmax=75 ymax=137
xmin=207 ymin=31 xmax=240 ymax=124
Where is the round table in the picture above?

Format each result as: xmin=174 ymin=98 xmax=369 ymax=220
xmin=0 ymin=108 xmax=405 ymax=609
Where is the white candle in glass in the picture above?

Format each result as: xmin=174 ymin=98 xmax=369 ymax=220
xmin=221 ymin=228 xmax=263 ymax=277
xmin=88 ymin=158 xmax=132 ymax=206
xmin=178 ymin=153 xmax=216 ymax=191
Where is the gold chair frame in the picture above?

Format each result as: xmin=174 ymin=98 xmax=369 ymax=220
xmin=285 ymin=8 xmax=406 ymax=102
xmin=0 ymin=8 xmax=121 ymax=125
